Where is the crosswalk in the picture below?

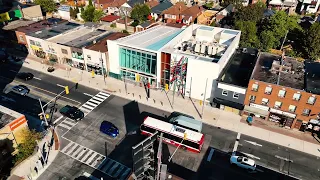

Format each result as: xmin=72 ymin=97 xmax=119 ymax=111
xmin=57 ymin=91 xmax=110 ymax=130
xmin=61 ymin=140 xmax=131 ymax=179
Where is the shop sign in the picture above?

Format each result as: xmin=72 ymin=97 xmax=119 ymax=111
xmin=270 ymin=108 xmax=296 ymax=118
xmin=249 ymin=103 xmax=269 ymax=111
xmin=9 ymin=116 xmax=27 ymax=131
xmin=283 ymin=112 xmax=296 ymax=118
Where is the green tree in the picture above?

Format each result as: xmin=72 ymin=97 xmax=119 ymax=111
xmin=234 ymin=2 xmax=266 ymax=22
xmin=303 ymin=22 xmax=320 ymax=61
xmin=13 ymin=129 xmax=41 ymax=165
xmin=221 ymin=0 xmax=242 ymax=7
xmin=88 ymin=0 xmax=93 ymax=6
xmin=235 ymin=20 xmax=259 ymax=48
xmin=130 ymin=4 xmax=151 ymax=23
xmin=93 ymin=10 xmax=104 ymax=22
xmin=70 ymin=7 xmax=76 ymax=19
xmin=81 ymin=6 xmax=95 ymax=22
xmin=34 ymin=0 xmax=57 ymax=15
xmin=259 ymin=30 xmax=276 ymax=51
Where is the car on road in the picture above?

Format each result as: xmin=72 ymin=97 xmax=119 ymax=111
xmin=230 ymin=155 xmax=256 ymax=171
xmin=100 ymin=121 xmax=119 ymax=138
xmin=16 ymin=72 xmax=34 ymax=81
xmin=11 ymin=85 xmax=30 ymax=96
xmin=59 ymin=105 xmax=84 ymax=121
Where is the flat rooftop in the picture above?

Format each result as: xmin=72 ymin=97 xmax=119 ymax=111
xmin=85 ymin=32 xmax=128 ymax=52
xmin=16 ymin=18 xmax=65 ymax=34
xmin=162 ymin=25 xmax=241 ymax=63
xmin=28 ymin=22 xmax=81 ymax=40
xmin=305 ymin=62 xmax=320 ymax=95
xmin=116 ymin=25 xmax=183 ymax=51
xmin=0 ymin=105 xmax=23 ymax=129
xmin=251 ymin=52 xmax=305 ymax=90
xmin=2 ymin=20 xmax=36 ymax=30
xmin=219 ymin=48 xmax=258 ymax=87
xmin=48 ymin=27 xmax=110 ymax=48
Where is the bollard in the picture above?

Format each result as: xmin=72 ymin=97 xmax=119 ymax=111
xmin=161 ymin=101 xmax=163 ymax=106
xmin=132 ymin=93 xmax=134 ymax=97
xmin=139 ymin=95 xmax=141 ymax=99
xmin=153 ymin=99 xmax=156 ymax=103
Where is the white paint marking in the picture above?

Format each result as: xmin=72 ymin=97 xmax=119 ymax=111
xmin=98 ymin=92 xmax=110 ymax=97
xmin=83 ymin=93 xmax=94 ymax=97
xmin=85 ymin=101 xmax=98 ymax=108
xmin=95 ymin=94 xmax=107 ymax=99
xmin=236 ymin=132 xmax=241 ymax=140
xmin=61 ymin=142 xmax=74 ymax=153
xmin=62 ymin=119 xmax=77 ymax=126
xmin=58 ymin=123 xmax=72 ymax=130
xmin=33 ymin=77 xmax=41 ymax=80
xmin=244 ymin=140 xmax=263 ymax=147
xmin=232 ymin=132 xmax=241 ymax=155
xmin=57 ymin=84 xmax=65 ymax=88
xmin=82 ymin=172 xmax=100 ymax=180
xmin=82 ymin=104 xmax=95 ymax=111
xmin=53 ymin=116 xmax=64 ymax=124
xmin=241 ymin=152 xmax=261 ymax=160
xmin=275 ymin=155 xmax=293 ymax=162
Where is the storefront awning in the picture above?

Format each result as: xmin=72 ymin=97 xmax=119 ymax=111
xmin=213 ymin=98 xmax=244 ymax=110
xmin=244 ymin=105 xmax=269 ymax=116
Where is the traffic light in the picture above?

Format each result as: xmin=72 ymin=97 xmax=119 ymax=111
xmin=65 ymin=86 xmax=69 ymax=94
xmin=45 ymin=114 xmax=50 ymax=119
xmin=75 ymin=83 xmax=79 ymax=89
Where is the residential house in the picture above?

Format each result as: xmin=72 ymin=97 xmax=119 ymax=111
xmin=162 ymin=2 xmax=188 ymax=23
xmin=57 ymin=5 xmax=71 ymax=20
xmin=298 ymin=0 xmax=320 ymax=14
xmin=83 ymin=32 xmax=128 ymax=76
xmin=100 ymin=15 xmax=121 ymax=25
xmin=95 ymin=0 xmax=127 ymax=15
xmin=268 ymin=0 xmax=298 ymax=12
xmin=146 ymin=0 xmax=159 ymax=8
xmin=135 ymin=21 xmax=159 ymax=32
xmin=20 ymin=4 xmax=43 ymax=21
xmin=150 ymin=0 xmax=173 ymax=21
xmin=197 ymin=10 xmax=219 ymax=26
xmin=180 ymin=5 xmax=203 ymax=25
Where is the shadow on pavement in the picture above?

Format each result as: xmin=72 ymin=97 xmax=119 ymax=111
xmin=0 ymin=138 xmax=15 ymax=179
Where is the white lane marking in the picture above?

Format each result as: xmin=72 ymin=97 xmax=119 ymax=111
xmin=62 ymin=119 xmax=77 ymax=126
xmin=95 ymin=94 xmax=107 ymax=99
xmin=58 ymin=123 xmax=72 ymax=129
xmin=240 ymin=152 xmax=261 ymax=160
xmin=244 ymin=140 xmax=263 ymax=147
xmin=275 ymin=155 xmax=293 ymax=162
xmin=98 ymin=92 xmax=110 ymax=98
xmin=83 ymin=93 xmax=94 ymax=97
xmin=207 ymin=148 xmax=215 ymax=161
xmin=57 ymin=84 xmax=65 ymax=88
xmin=82 ymin=172 xmax=100 ymax=180
xmin=232 ymin=132 xmax=241 ymax=155
xmin=53 ymin=116 xmax=64 ymax=124
xmin=10 ymin=70 xmax=18 ymax=73
xmin=33 ymin=77 xmax=41 ymax=80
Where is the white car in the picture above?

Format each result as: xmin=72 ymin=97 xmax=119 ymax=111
xmin=230 ymin=155 xmax=256 ymax=171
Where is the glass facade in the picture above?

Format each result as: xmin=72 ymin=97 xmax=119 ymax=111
xmin=119 ymin=48 xmax=157 ymax=75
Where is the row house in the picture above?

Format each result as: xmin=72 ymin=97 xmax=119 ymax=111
xmin=150 ymin=0 xmax=173 ymax=21
xmin=162 ymin=2 xmax=203 ymax=25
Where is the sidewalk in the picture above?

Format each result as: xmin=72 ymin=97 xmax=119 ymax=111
xmin=10 ymin=128 xmax=60 ymax=180
xmin=22 ymin=55 xmax=320 ymax=157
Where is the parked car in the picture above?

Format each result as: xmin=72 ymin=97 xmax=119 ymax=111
xmin=59 ymin=105 xmax=84 ymax=121
xmin=100 ymin=121 xmax=119 ymax=138
xmin=11 ymin=85 xmax=30 ymax=96
xmin=230 ymin=156 xmax=256 ymax=171
xmin=16 ymin=72 xmax=34 ymax=81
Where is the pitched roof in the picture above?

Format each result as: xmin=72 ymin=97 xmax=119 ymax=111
xmin=101 ymin=15 xmax=121 ymax=22
xmin=146 ymin=0 xmax=160 ymax=8
xmin=162 ymin=2 xmax=188 ymax=15
xmin=86 ymin=32 xmax=128 ymax=52
xmin=181 ymin=5 xmax=203 ymax=16
xmin=151 ymin=0 xmax=173 ymax=14
xmin=127 ymin=0 xmax=145 ymax=7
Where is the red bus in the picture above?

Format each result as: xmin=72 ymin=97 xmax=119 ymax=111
xmin=140 ymin=117 xmax=205 ymax=153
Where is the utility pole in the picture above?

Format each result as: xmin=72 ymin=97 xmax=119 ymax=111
xmin=38 ymin=98 xmax=48 ymax=126
xmin=99 ymin=51 xmax=106 ymax=85
xmin=168 ymin=133 xmax=187 ymax=162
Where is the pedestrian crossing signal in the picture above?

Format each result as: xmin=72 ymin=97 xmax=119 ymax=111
xmin=65 ymin=86 xmax=69 ymax=94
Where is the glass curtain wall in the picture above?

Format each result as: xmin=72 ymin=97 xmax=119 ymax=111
xmin=119 ymin=48 xmax=157 ymax=75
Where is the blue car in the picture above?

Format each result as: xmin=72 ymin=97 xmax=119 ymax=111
xmin=100 ymin=121 xmax=119 ymax=138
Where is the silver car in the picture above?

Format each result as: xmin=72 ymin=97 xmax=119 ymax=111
xmin=11 ymin=85 xmax=30 ymax=96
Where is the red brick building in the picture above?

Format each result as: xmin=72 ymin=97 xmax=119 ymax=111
xmin=243 ymin=53 xmax=320 ymax=132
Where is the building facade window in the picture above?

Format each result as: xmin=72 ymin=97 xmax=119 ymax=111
xmin=61 ymin=49 xmax=68 ymax=54
xmin=278 ymin=90 xmax=286 ymax=98
xmin=288 ymin=105 xmax=296 ymax=112
xmin=274 ymin=101 xmax=282 ymax=109
xmin=19 ymin=35 xmax=24 ymax=42
xmin=249 ymin=95 xmax=256 ymax=102
xmin=252 ymin=84 xmax=258 ymax=91
xmin=265 ymin=87 xmax=272 ymax=95
xmin=302 ymin=109 xmax=311 ymax=116
xmin=119 ymin=48 xmax=157 ymax=75
xmin=72 ymin=51 xmax=84 ymax=60
xmin=30 ymin=39 xmax=35 ymax=45
xmin=87 ymin=55 xmax=91 ymax=61
xmin=222 ymin=90 xmax=228 ymax=96
xmin=262 ymin=98 xmax=269 ymax=105
xmin=293 ymin=93 xmax=301 ymax=101
xmin=233 ymin=92 xmax=239 ymax=99
xmin=307 ymin=96 xmax=316 ymax=105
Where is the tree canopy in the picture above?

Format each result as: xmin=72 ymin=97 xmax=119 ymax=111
xmin=303 ymin=22 xmax=320 ymax=61
xmin=234 ymin=2 xmax=266 ymax=22
xmin=235 ymin=20 xmax=259 ymax=48
xmin=130 ymin=4 xmax=151 ymax=23
xmin=80 ymin=0 xmax=104 ymax=22
xmin=34 ymin=0 xmax=57 ymax=14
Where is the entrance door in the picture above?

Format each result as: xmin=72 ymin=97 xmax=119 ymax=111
xmin=293 ymin=120 xmax=303 ymax=130
xmin=284 ymin=118 xmax=294 ymax=128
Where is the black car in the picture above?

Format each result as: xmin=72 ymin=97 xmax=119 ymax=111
xmin=16 ymin=72 xmax=34 ymax=81
xmin=59 ymin=105 xmax=84 ymax=121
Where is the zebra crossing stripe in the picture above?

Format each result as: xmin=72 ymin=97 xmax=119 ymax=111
xmin=82 ymin=104 xmax=95 ymax=111
xmin=62 ymin=119 xmax=76 ymax=126
xmin=86 ymin=152 xmax=98 ymax=165
xmin=120 ymin=168 xmax=131 ymax=180
xmin=71 ymin=146 xmax=84 ymax=157
xmin=58 ymin=123 xmax=72 ymax=130
xmin=66 ymin=143 xmax=78 ymax=154
xmin=75 ymin=148 xmax=87 ymax=159
xmin=95 ymin=94 xmax=107 ymax=100
xmin=92 ymin=96 xmax=104 ymax=102
xmin=113 ymin=166 xmax=125 ymax=177
xmin=88 ymin=99 xmax=100 ymax=105
xmin=81 ymin=150 xmax=94 ymax=162
xmin=98 ymin=92 xmax=110 ymax=98
xmin=85 ymin=101 xmax=98 ymax=107
xmin=61 ymin=142 xmax=74 ymax=153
